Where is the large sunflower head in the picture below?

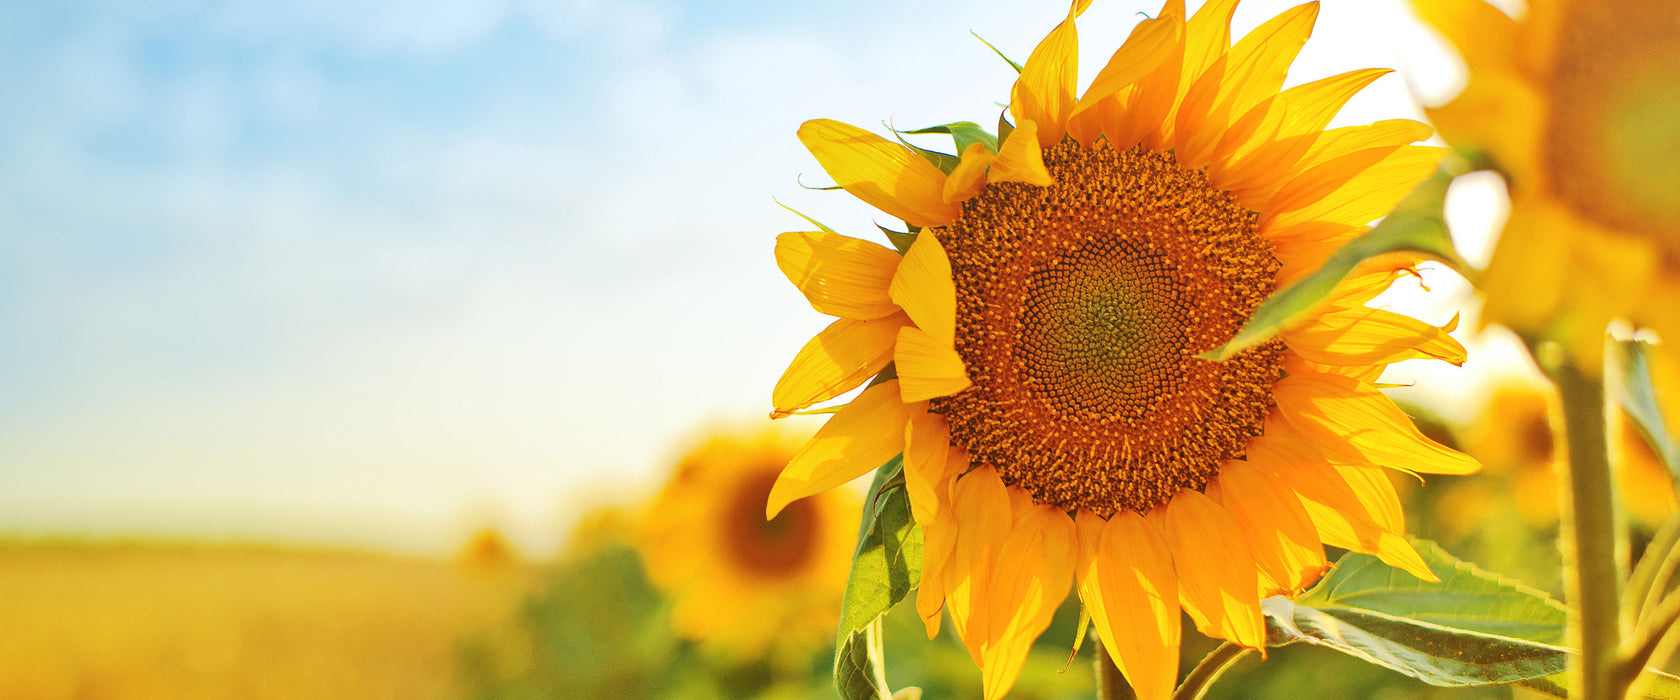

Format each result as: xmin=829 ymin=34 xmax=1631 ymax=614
xmin=638 ymin=427 xmax=857 ymax=658
xmin=769 ymin=1 xmax=1480 ymax=698
xmin=1410 ymin=0 xmax=1680 ymax=363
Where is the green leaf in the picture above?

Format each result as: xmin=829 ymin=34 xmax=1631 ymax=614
xmin=1264 ymin=541 xmax=1680 ymax=697
xmin=1612 ymin=339 xmax=1680 ymax=488
xmin=835 ymin=617 xmax=893 ymax=700
xmin=1199 ymin=166 xmax=1470 ymax=361
xmin=834 ymin=456 xmax=922 ymax=699
xmin=970 ymin=31 xmax=1023 ymax=73
xmin=904 ymin=121 xmax=999 ymax=156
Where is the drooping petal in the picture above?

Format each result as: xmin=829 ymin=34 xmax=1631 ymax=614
xmin=1077 ymin=510 xmax=1181 ymax=700
xmin=797 ymin=119 xmax=961 ymax=228
xmin=1010 ymin=1 xmax=1091 ymax=146
xmin=889 ymin=230 xmax=958 ymax=347
xmin=774 ymin=230 xmax=902 ymax=320
xmin=771 ymin=312 xmax=909 ymax=416
xmin=942 ymin=466 xmax=1014 ymax=662
xmin=987 ymin=120 xmax=1055 ymax=186
xmin=945 ymin=142 xmax=996 ymax=203
xmin=1282 ymin=306 xmax=1466 ymax=367
xmin=903 ymin=406 xmax=953 ymax=524
xmin=896 ymin=325 xmax=972 ymax=402
xmin=976 ymin=501 xmax=1078 ymax=700
xmin=1274 ymin=370 xmax=1482 ymax=475
xmin=918 ymin=497 xmax=960 ymax=638
xmin=1157 ymin=489 xmax=1266 ymax=650
xmin=1207 ymin=461 xmax=1327 ymax=596
xmin=767 ymin=379 xmax=913 ymax=517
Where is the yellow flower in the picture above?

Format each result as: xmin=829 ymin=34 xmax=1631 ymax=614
xmin=638 ymin=428 xmax=857 ymax=658
xmin=1463 ymin=378 xmax=1677 ymax=529
xmin=1410 ymin=0 xmax=1680 ymax=364
xmin=770 ymin=1 xmax=1479 ymax=698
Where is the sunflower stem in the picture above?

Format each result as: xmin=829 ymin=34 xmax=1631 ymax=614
xmin=1546 ymin=354 xmax=1627 ymax=700
xmin=1171 ymin=643 xmax=1252 ymax=700
xmin=1095 ymin=644 xmax=1138 ymax=700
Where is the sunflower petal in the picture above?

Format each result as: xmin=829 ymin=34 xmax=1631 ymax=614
xmin=1010 ymin=1 xmax=1090 ymax=147
xmin=1207 ymin=461 xmax=1327 ymax=596
xmin=1178 ymin=2 xmax=1320 ymax=166
xmin=771 ymin=313 xmax=909 ymax=416
xmin=1269 ymin=145 xmax=1446 ymax=229
xmin=889 ymin=229 xmax=958 ymax=346
xmin=1077 ymin=510 xmax=1181 ymax=700
xmin=774 ymin=230 xmax=902 ymax=320
xmin=767 ymin=379 xmax=913 ymax=517
xmin=904 ymin=406 xmax=953 ymax=523
xmin=945 ymin=142 xmax=996 ymax=203
xmin=896 ymin=325 xmax=972 ymax=402
xmin=1069 ymin=16 xmax=1180 ymax=144
xmin=1274 ymin=370 xmax=1481 ymax=475
xmin=988 ymin=119 xmax=1055 ymax=186
xmin=1213 ymin=69 xmax=1395 ymax=196
xmin=1283 ymin=306 xmax=1466 ymax=367
xmin=942 ymin=466 xmax=1013 ymax=661
xmin=918 ymin=498 xmax=960 ymax=638
xmin=798 ymin=119 xmax=961 ymax=228
xmin=977 ymin=501 xmax=1077 ymax=700
xmin=1158 ymin=489 xmax=1266 ymax=650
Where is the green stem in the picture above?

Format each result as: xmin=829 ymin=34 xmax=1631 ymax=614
xmin=1172 ymin=643 xmax=1253 ymax=700
xmin=1095 ymin=644 xmax=1139 ymax=700
xmin=1547 ymin=356 xmax=1626 ymax=700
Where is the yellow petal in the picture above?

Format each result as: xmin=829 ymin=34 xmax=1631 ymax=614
xmin=903 ymin=406 xmax=953 ymax=524
xmin=1408 ymin=0 xmax=1517 ymax=74
xmin=1207 ymin=461 xmax=1326 ymax=596
xmin=918 ymin=500 xmax=959 ymax=638
xmin=797 ymin=118 xmax=961 ymax=228
xmin=1177 ymin=2 xmax=1320 ymax=167
xmin=896 ymin=325 xmax=972 ymax=402
xmin=767 ymin=379 xmax=913 ymax=517
xmin=889 ymin=229 xmax=958 ymax=346
xmin=771 ymin=313 xmax=908 ymax=416
xmin=1248 ymin=428 xmax=1438 ymax=581
xmin=942 ymin=466 xmax=1013 ymax=661
xmin=1077 ymin=510 xmax=1181 ymax=700
xmin=1010 ymin=1 xmax=1089 ymax=146
xmin=1068 ymin=15 xmax=1180 ymax=141
xmin=774 ymin=230 xmax=902 ymax=320
xmin=1158 ymin=489 xmax=1266 ymax=650
xmin=1212 ymin=68 xmax=1394 ymax=196
xmin=944 ymin=142 xmax=995 ymax=204
xmin=1269 ymin=145 xmax=1446 ymax=230
xmin=987 ymin=119 xmax=1055 ymax=187
xmin=977 ymin=501 xmax=1077 ymax=700
xmin=1282 ymin=306 xmax=1466 ymax=367
xmin=1110 ymin=5 xmax=1186 ymax=151
xmin=1335 ymin=463 xmax=1405 ymax=533
xmin=1274 ymin=371 xmax=1481 ymax=475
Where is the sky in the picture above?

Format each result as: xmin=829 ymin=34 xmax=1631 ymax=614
xmin=0 ymin=0 xmax=1520 ymax=556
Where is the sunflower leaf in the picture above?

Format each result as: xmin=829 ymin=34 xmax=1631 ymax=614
xmin=1611 ymin=339 xmax=1680 ymax=487
xmin=1262 ymin=540 xmax=1680 ymax=696
xmin=834 ymin=455 xmax=922 ymax=698
xmin=1199 ymin=166 xmax=1469 ymax=362
xmin=835 ymin=617 xmax=893 ymax=700
xmin=903 ymin=121 xmax=1000 ymax=155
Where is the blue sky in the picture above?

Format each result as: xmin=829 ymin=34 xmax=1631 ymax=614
xmin=0 ymin=0 xmax=1507 ymax=555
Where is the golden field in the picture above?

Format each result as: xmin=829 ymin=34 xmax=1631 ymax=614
xmin=0 ymin=540 xmax=535 ymax=700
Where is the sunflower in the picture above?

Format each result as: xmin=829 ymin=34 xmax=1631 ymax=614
xmin=639 ymin=428 xmax=857 ymax=658
xmin=768 ymin=1 xmax=1479 ymax=698
xmin=1409 ymin=0 xmax=1680 ymax=366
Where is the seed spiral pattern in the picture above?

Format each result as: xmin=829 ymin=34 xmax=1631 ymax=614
xmin=930 ymin=141 xmax=1283 ymax=515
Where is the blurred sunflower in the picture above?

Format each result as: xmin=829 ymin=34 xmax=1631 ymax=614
xmin=1458 ymin=378 xmax=1677 ymax=531
xmin=769 ymin=1 xmax=1479 ymax=698
xmin=639 ymin=428 xmax=857 ymax=658
xmin=1409 ymin=0 xmax=1680 ymax=365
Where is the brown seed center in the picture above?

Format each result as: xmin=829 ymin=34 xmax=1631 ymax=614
xmin=724 ymin=467 xmax=820 ymax=577
xmin=930 ymin=141 xmax=1283 ymax=516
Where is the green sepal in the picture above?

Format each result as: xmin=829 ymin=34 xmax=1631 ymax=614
xmin=833 ymin=456 xmax=922 ymax=699
xmin=903 ymin=121 xmax=1000 ymax=156
xmin=1263 ymin=540 xmax=1680 ymax=697
xmin=997 ymin=110 xmax=1015 ymax=146
xmin=971 ymin=31 xmax=1023 ymax=73
xmin=877 ymin=224 xmax=918 ymax=254
xmin=798 ymin=173 xmax=845 ymax=191
xmin=1199 ymin=162 xmax=1471 ymax=361
xmin=774 ymin=198 xmax=838 ymax=234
